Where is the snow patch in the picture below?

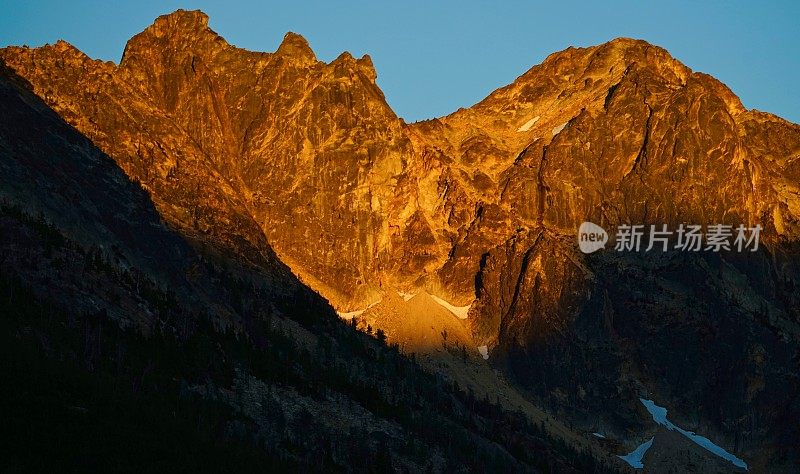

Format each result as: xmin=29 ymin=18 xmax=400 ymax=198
xmin=337 ymin=309 xmax=364 ymax=320
xmin=516 ymin=115 xmax=540 ymax=132
xmin=592 ymin=432 xmax=606 ymax=439
xmin=551 ymin=122 xmax=568 ymax=136
xmin=618 ymin=437 xmax=653 ymax=469
xmin=336 ymin=299 xmax=382 ymax=320
xmin=396 ymin=290 xmax=416 ymax=302
xmin=640 ymin=399 xmax=748 ymax=470
xmin=477 ymin=345 xmax=489 ymax=360
xmin=429 ymin=294 xmax=471 ymax=319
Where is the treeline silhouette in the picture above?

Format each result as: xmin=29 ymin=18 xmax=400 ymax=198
xmin=0 ymin=203 xmax=617 ymax=472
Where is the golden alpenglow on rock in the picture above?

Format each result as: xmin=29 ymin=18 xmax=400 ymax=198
xmin=1 ymin=7 xmax=799 ymax=473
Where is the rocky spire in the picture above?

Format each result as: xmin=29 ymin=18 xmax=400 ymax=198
xmin=120 ymin=9 xmax=221 ymax=68
xmin=274 ymin=32 xmax=317 ymax=66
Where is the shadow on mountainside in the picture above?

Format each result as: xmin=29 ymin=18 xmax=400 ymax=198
xmin=0 ymin=60 xmax=625 ymax=472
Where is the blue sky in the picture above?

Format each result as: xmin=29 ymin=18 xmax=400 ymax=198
xmin=1 ymin=1 xmax=798 ymax=123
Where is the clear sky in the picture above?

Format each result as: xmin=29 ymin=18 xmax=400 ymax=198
xmin=1 ymin=1 xmax=798 ymax=123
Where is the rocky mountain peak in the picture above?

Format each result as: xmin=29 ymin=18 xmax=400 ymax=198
xmin=119 ymin=9 xmax=223 ymax=69
xmin=328 ymin=51 xmax=374 ymax=81
xmin=145 ymin=9 xmax=210 ymax=37
xmin=356 ymin=53 xmax=377 ymax=82
xmin=51 ymin=39 xmax=82 ymax=55
xmin=275 ymin=31 xmax=316 ymax=65
xmin=2 ymin=11 xmax=799 ymax=470
xmin=3 ymin=15 xmax=797 ymax=310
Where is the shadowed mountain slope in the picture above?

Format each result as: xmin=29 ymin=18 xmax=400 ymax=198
xmin=0 ymin=57 xmax=622 ymax=473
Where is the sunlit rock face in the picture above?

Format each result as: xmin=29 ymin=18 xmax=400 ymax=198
xmin=0 ymin=10 xmax=411 ymax=305
xmin=2 ymin=10 xmax=800 ymax=470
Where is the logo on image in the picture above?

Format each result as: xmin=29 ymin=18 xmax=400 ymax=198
xmin=577 ymin=222 xmax=608 ymax=254
xmin=576 ymin=222 xmax=761 ymax=254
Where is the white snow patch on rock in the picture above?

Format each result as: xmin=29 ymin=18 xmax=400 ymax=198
xmin=337 ymin=309 xmax=364 ymax=320
xmin=592 ymin=432 xmax=606 ymax=439
xmin=337 ymin=299 xmax=382 ymax=320
xmin=429 ymin=294 xmax=472 ymax=319
xmin=516 ymin=115 xmax=540 ymax=132
xmin=639 ymin=398 xmax=748 ymax=470
xmin=552 ymin=122 xmax=568 ymax=136
xmin=396 ymin=290 xmax=416 ymax=302
xmin=618 ymin=437 xmax=654 ymax=469
xmin=477 ymin=345 xmax=489 ymax=360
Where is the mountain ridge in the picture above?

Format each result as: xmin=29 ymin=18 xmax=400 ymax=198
xmin=2 ymin=9 xmax=799 ymax=471
xmin=1 ymin=52 xmax=624 ymax=473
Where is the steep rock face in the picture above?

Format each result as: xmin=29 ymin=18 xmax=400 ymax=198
xmin=1 ymin=10 xmax=410 ymax=302
xmin=414 ymin=39 xmax=800 ymax=469
xmin=411 ymin=39 xmax=800 ymax=302
xmin=0 ymin=37 xmax=274 ymax=268
xmin=2 ymin=11 xmax=800 ymax=470
xmin=0 ymin=58 xmax=326 ymax=331
xmin=1 ymin=61 xmax=621 ymax=474
xmin=118 ymin=12 xmax=413 ymax=305
xmin=7 ymin=13 xmax=796 ymax=310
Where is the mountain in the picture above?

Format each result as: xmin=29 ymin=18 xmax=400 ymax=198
xmin=1 ymin=8 xmax=799 ymax=472
xmin=0 ymin=53 xmax=619 ymax=472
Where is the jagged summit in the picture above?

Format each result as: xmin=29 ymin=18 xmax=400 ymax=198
xmin=356 ymin=53 xmax=377 ymax=81
xmin=274 ymin=31 xmax=316 ymax=63
xmin=144 ymin=9 xmax=211 ymax=36
xmin=124 ymin=9 xmax=216 ymax=48
xmin=1 ymin=12 xmax=799 ymax=471
xmin=120 ymin=9 xmax=226 ymax=68
xmin=3 ymin=10 xmax=796 ymax=305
